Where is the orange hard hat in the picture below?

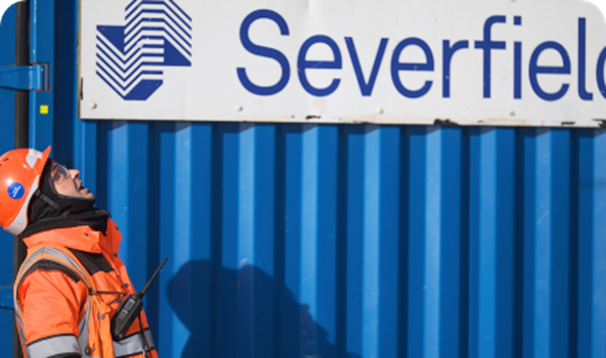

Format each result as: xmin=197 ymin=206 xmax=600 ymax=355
xmin=0 ymin=146 xmax=51 ymax=235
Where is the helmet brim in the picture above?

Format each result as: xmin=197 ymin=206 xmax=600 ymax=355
xmin=36 ymin=146 xmax=51 ymax=175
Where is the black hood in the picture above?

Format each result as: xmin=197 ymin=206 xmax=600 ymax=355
xmin=19 ymin=160 xmax=109 ymax=239
xmin=27 ymin=160 xmax=97 ymax=223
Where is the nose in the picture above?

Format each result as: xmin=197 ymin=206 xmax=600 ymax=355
xmin=69 ymin=169 xmax=80 ymax=179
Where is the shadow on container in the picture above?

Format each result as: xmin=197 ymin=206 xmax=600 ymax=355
xmin=167 ymin=260 xmax=360 ymax=358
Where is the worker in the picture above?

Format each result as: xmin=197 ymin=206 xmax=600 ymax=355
xmin=0 ymin=147 xmax=158 ymax=358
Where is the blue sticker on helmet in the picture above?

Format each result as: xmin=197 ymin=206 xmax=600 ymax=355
xmin=8 ymin=183 xmax=24 ymax=200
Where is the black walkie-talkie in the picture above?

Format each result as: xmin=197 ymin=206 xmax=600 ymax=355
xmin=111 ymin=257 xmax=168 ymax=341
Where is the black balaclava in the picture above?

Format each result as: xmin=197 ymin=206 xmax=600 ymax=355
xmin=28 ymin=160 xmax=96 ymax=221
xmin=20 ymin=160 xmax=109 ymax=239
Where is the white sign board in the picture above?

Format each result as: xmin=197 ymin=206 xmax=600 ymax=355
xmin=79 ymin=0 xmax=606 ymax=127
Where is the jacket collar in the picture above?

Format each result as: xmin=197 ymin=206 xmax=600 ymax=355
xmin=23 ymin=221 xmax=120 ymax=254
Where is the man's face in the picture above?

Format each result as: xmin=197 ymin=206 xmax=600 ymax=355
xmin=50 ymin=161 xmax=95 ymax=199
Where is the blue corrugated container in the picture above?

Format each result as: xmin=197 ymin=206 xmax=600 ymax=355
xmin=0 ymin=1 xmax=604 ymax=358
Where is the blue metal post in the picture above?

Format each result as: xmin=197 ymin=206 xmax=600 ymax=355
xmin=29 ymin=0 xmax=54 ymax=150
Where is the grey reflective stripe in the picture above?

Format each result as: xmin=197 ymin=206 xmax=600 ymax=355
xmin=14 ymin=247 xmax=52 ymax=313
xmin=14 ymin=311 xmax=27 ymax=350
xmin=26 ymin=334 xmax=81 ymax=358
xmin=32 ymin=247 xmax=91 ymax=286
xmin=78 ymin=299 xmax=92 ymax=357
xmin=114 ymin=329 xmax=156 ymax=358
xmin=15 ymin=246 xmax=92 ymax=302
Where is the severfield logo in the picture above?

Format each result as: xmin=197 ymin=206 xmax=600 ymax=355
xmin=95 ymin=0 xmax=192 ymax=101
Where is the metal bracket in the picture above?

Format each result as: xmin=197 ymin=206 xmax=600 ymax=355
xmin=0 ymin=285 xmax=13 ymax=310
xmin=0 ymin=63 xmax=49 ymax=91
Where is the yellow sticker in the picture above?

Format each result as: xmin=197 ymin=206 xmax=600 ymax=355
xmin=40 ymin=105 xmax=49 ymax=115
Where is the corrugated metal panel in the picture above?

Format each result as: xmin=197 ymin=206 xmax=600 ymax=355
xmin=50 ymin=121 xmax=606 ymax=358
xmin=0 ymin=3 xmax=19 ymax=351
xmin=12 ymin=1 xmax=604 ymax=357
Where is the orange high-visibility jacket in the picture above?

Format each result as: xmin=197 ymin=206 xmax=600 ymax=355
xmin=14 ymin=219 xmax=159 ymax=358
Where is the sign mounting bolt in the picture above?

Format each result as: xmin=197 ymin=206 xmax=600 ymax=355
xmin=375 ymin=107 xmax=383 ymax=115
xmin=510 ymin=110 xmax=516 ymax=117
xmin=234 ymin=104 xmax=243 ymax=112
xmin=89 ymin=102 xmax=97 ymax=109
